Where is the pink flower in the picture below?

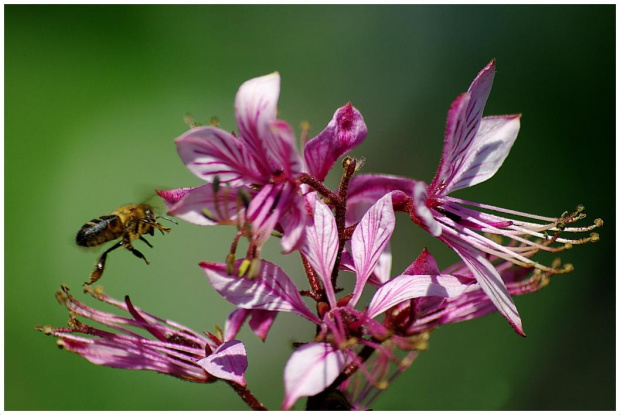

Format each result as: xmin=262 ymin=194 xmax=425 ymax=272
xmin=201 ymin=194 xmax=473 ymax=409
xmin=347 ymin=60 xmax=602 ymax=336
xmin=38 ymin=286 xmax=248 ymax=386
xmin=157 ymin=73 xmax=367 ymax=263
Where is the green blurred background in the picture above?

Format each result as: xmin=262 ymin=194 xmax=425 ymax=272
xmin=5 ymin=5 xmax=615 ymax=411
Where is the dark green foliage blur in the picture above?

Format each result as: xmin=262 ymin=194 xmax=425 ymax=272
xmin=5 ymin=5 xmax=614 ymax=410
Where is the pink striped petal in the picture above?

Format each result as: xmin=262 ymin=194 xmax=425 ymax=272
xmin=197 ymin=340 xmax=248 ymax=386
xmin=350 ymin=193 xmax=395 ymax=307
xmin=201 ymin=260 xmax=320 ymax=325
xmin=367 ymin=274 xmax=475 ymax=318
xmin=347 ymin=174 xmax=416 ymax=207
xmin=444 ymin=234 xmax=524 ymax=336
xmin=278 ymin=188 xmax=307 ymax=253
xmin=304 ymin=103 xmax=367 ymax=181
xmin=301 ymin=194 xmax=339 ymax=307
xmin=176 ymin=126 xmax=266 ymax=186
xmin=166 ymin=184 xmax=240 ymax=226
xmin=445 ymin=115 xmax=520 ymax=192
xmin=234 ymin=72 xmax=280 ymax=168
xmin=282 ymin=342 xmax=347 ymax=410
xmin=265 ymin=119 xmax=303 ymax=180
xmin=413 ymin=182 xmax=442 ymax=237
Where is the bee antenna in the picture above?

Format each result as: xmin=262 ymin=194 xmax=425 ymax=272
xmin=158 ymin=216 xmax=178 ymax=225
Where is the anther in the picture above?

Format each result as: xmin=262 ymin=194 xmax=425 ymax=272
xmin=212 ymin=175 xmax=221 ymax=194
xmin=237 ymin=188 xmax=251 ymax=210
xmin=202 ymin=208 xmax=216 ymax=221
xmin=184 ymin=114 xmax=198 ymax=129
xmin=594 ymin=218 xmax=604 ymax=227
xmin=590 ymin=232 xmax=600 ymax=242
xmin=563 ymin=263 xmax=574 ymax=273
xmin=247 ymin=258 xmax=261 ymax=280
xmin=237 ymin=258 xmax=251 ymax=277
xmin=576 ymin=204 xmax=585 ymax=213
xmin=551 ymin=258 xmax=562 ymax=269
xmin=376 ymin=380 xmax=389 ymax=390
xmin=226 ymin=253 xmax=236 ymax=275
xmin=209 ymin=116 xmax=220 ymax=127
xmin=56 ymin=339 xmax=66 ymax=349
xmin=564 ymin=242 xmax=573 ymax=250
xmin=354 ymin=157 xmax=366 ymax=173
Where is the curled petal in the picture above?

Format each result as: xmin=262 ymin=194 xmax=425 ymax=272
xmin=282 ymin=342 xmax=347 ymax=410
xmin=176 ymin=126 xmax=266 ymax=186
xmin=367 ymin=273 xmax=475 ymax=319
xmin=54 ymin=333 xmax=211 ymax=382
xmin=197 ymin=340 xmax=248 ymax=386
xmin=201 ymin=260 xmax=321 ymax=324
xmin=350 ymin=193 xmax=395 ymax=306
xmin=347 ymin=174 xmax=416 ymax=207
xmin=156 ymin=187 xmax=193 ymax=210
xmin=304 ymin=103 xmax=368 ymax=181
xmin=167 ymin=184 xmax=241 ymax=226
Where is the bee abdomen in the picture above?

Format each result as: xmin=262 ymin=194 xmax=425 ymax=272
xmin=76 ymin=215 xmax=124 ymax=247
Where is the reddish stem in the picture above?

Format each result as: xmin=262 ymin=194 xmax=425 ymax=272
xmin=226 ymin=380 xmax=268 ymax=411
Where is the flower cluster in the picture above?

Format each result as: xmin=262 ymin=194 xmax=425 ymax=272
xmin=39 ymin=61 xmax=602 ymax=410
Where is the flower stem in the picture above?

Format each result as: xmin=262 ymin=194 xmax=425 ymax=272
xmin=331 ymin=157 xmax=357 ymax=291
xmin=226 ymin=381 xmax=268 ymax=411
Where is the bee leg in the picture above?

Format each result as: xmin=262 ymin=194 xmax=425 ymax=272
xmin=139 ymin=235 xmax=153 ymax=248
xmin=84 ymin=241 xmax=124 ymax=286
xmin=125 ymin=243 xmax=150 ymax=265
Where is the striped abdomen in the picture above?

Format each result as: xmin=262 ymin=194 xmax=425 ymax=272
xmin=76 ymin=215 xmax=124 ymax=247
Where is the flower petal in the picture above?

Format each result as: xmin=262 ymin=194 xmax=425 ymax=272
xmin=445 ymin=115 xmax=520 ymax=191
xmin=430 ymin=60 xmax=520 ymax=195
xmin=235 ymin=72 xmax=280 ymax=167
xmin=282 ymin=342 xmax=347 ymax=410
xmin=304 ymin=103 xmax=367 ymax=181
xmin=176 ymin=126 xmax=266 ymax=186
xmin=350 ymin=193 xmax=395 ymax=306
xmin=166 ymin=183 xmax=241 ymax=226
xmin=444 ymin=234 xmax=525 ymax=336
xmin=54 ymin=332 xmax=211 ymax=382
xmin=301 ymin=194 xmax=339 ymax=307
xmin=201 ymin=260 xmax=321 ymax=324
xmin=367 ymin=273 xmax=475 ymax=318
xmin=197 ymin=340 xmax=248 ymax=386
xmin=156 ymin=187 xmax=193 ymax=210
xmin=247 ymin=309 xmax=278 ymax=341
xmin=265 ymin=119 xmax=303 ymax=179
xmin=246 ymin=182 xmax=303 ymax=250
xmin=402 ymin=247 xmax=440 ymax=275
xmin=225 ymin=308 xmax=278 ymax=342
xmin=278 ymin=187 xmax=307 ymax=253
xmin=347 ymin=174 xmax=416 ymax=208
xmin=413 ymin=181 xmax=442 ymax=237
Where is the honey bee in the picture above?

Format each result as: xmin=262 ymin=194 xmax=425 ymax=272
xmin=76 ymin=203 xmax=175 ymax=285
